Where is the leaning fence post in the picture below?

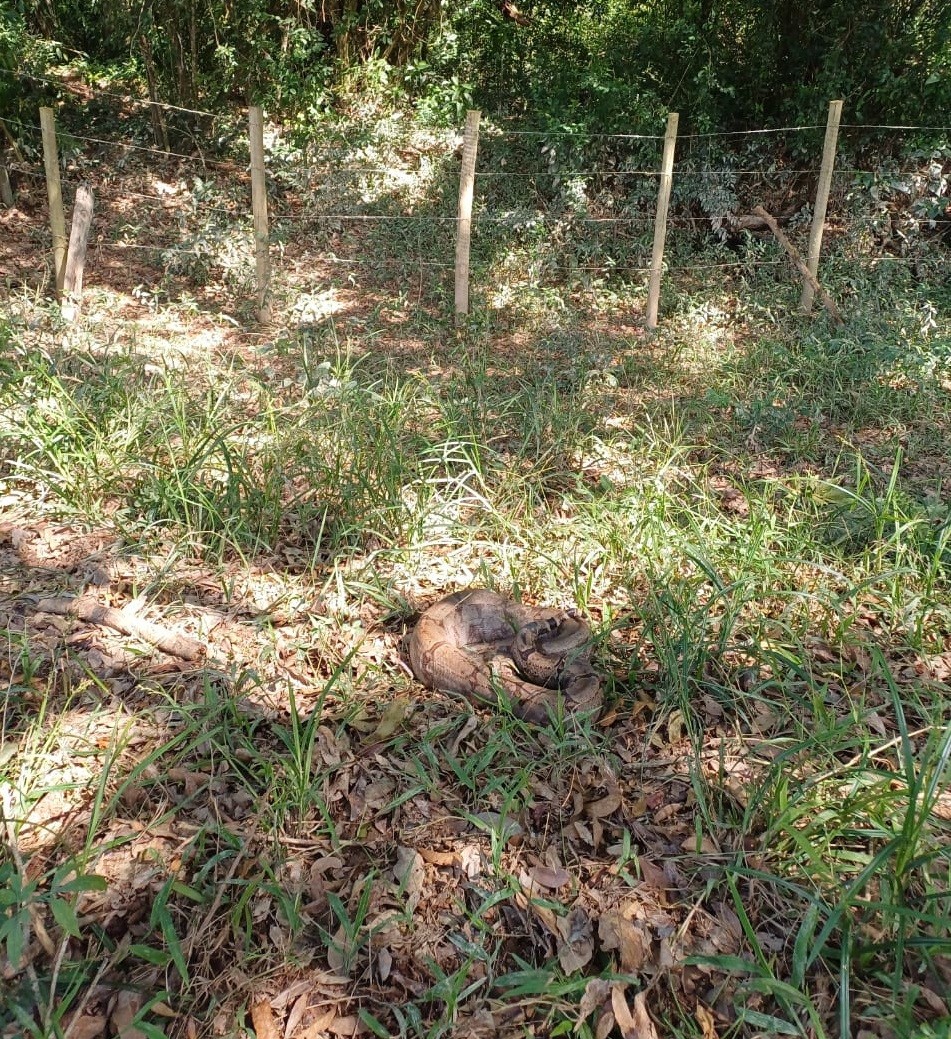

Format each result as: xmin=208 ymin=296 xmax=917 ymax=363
xmin=454 ymin=109 xmax=481 ymax=322
xmin=39 ymin=106 xmax=67 ymax=296
xmin=801 ymin=99 xmax=843 ymax=315
xmin=248 ymin=105 xmax=272 ymax=323
xmin=646 ymin=112 xmax=679 ymax=329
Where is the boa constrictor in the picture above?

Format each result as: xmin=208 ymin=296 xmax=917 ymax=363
xmin=408 ymin=588 xmax=602 ymax=723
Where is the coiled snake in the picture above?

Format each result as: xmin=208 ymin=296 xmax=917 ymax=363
xmin=408 ymin=588 xmax=602 ymax=723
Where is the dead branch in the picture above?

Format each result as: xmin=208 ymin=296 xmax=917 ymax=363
xmin=752 ymin=205 xmax=844 ymax=324
xmin=36 ymin=596 xmax=204 ymax=660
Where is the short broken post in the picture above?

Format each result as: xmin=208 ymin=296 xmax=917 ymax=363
xmin=801 ymin=99 xmax=843 ymax=315
xmin=61 ymin=181 xmax=95 ymax=322
xmin=646 ymin=111 xmax=679 ymax=329
xmin=0 ymin=166 xmax=13 ymax=207
xmin=1 ymin=118 xmax=23 ymax=204
xmin=454 ymin=109 xmax=481 ymax=322
xmin=39 ymin=106 xmax=68 ymax=295
xmin=248 ymin=105 xmax=272 ymax=323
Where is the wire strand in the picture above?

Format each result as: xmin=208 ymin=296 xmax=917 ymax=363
xmin=3 ymin=117 xmax=228 ymax=164
xmin=490 ymin=127 xmax=664 ymax=141
xmin=840 ymin=123 xmax=951 ymax=132
xmin=6 ymin=69 xmax=221 ymax=120
xmin=677 ymin=124 xmax=823 ymax=139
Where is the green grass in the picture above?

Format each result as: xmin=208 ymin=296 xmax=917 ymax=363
xmin=1 ymin=119 xmax=950 ymax=1039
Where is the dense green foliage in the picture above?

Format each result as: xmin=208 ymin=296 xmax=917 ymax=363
xmin=3 ymin=0 xmax=950 ymax=132
xmin=0 ymin=3 xmax=61 ymax=134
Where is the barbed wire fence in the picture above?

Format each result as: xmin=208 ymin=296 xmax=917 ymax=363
xmin=2 ymin=71 xmax=949 ymax=329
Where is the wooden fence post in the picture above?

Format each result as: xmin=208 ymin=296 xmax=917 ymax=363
xmin=646 ymin=112 xmax=679 ymax=329
xmin=801 ymin=99 xmax=843 ymax=315
xmin=39 ymin=106 xmax=67 ymax=296
xmin=61 ymin=182 xmax=95 ymax=322
xmin=248 ymin=105 xmax=272 ymax=323
xmin=455 ymin=109 xmax=481 ymax=321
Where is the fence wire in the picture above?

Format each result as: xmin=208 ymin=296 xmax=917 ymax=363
xmin=7 ymin=69 xmax=221 ymax=120
xmin=5 ymin=90 xmax=948 ymax=315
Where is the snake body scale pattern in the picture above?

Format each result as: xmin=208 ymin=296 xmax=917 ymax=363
xmin=407 ymin=588 xmax=602 ymax=723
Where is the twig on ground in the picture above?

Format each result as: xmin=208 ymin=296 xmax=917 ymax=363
xmin=35 ymin=596 xmax=204 ymax=660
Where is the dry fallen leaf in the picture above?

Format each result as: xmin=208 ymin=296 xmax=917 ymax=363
xmin=637 ymin=857 xmax=672 ymax=892
xmin=284 ymin=991 xmax=310 ymax=1039
xmin=63 ymin=1014 xmax=109 ymax=1039
xmin=249 ymin=1000 xmax=280 ymax=1039
xmin=329 ymin=1014 xmax=361 ymax=1036
xmin=528 ymin=864 xmax=571 ymax=890
xmin=520 ymin=888 xmax=560 ymax=938
xmin=393 ymin=845 xmax=425 ymax=913
xmin=271 ymin=979 xmax=315 ymax=1011
xmin=586 ymin=789 xmax=622 ymax=819
xmin=299 ymin=1008 xmax=338 ymax=1038
xmin=918 ymin=985 xmax=948 ymax=1014
xmin=599 ymin=911 xmax=652 ymax=972
xmin=595 ymin=1005 xmax=616 ymax=1039
xmin=326 ymin=923 xmax=355 ymax=975
xmin=695 ymin=1003 xmax=719 ymax=1039
xmin=681 ymin=833 xmax=720 ymax=855
xmin=418 ymin=847 xmax=458 ymax=867
xmin=630 ymin=991 xmax=660 ymax=1039
xmin=717 ymin=485 xmax=749 ymax=517
xmin=459 ymin=845 xmax=483 ymax=878
xmin=667 ymin=709 xmax=686 ymax=743
xmin=111 ymin=990 xmax=147 ymax=1039
xmin=371 ymin=696 xmax=410 ymax=739
xmin=611 ymin=984 xmax=637 ymax=1038
xmin=556 ymin=906 xmax=594 ymax=973
xmin=577 ymin=977 xmax=612 ymax=1023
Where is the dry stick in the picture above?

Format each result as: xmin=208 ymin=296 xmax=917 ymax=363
xmin=61 ymin=181 xmax=94 ymax=322
xmin=801 ymin=99 xmax=843 ymax=314
xmin=39 ymin=107 xmax=67 ymax=295
xmin=59 ymin=953 xmax=115 ymax=1039
xmin=454 ymin=109 xmax=481 ymax=321
xmin=248 ymin=105 xmax=272 ymax=323
xmin=753 ymin=205 xmax=844 ymax=324
xmin=35 ymin=596 xmax=204 ymax=660
xmin=0 ymin=116 xmax=25 ymax=162
xmin=181 ymin=812 xmax=262 ymax=963
xmin=646 ymin=111 xmax=679 ymax=329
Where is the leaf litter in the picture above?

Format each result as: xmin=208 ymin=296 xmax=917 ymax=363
xmin=0 ymin=502 xmax=777 ymax=1036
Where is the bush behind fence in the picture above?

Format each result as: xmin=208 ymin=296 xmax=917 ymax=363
xmin=3 ymin=89 xmax=949 ymax=327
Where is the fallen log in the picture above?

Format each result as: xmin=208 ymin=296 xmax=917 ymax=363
xmin=35 ymin=596 xmax=204 ymax=660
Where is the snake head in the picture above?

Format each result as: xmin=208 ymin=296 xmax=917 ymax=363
xmin=562 ymin=670 xmax=602 ymax=710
